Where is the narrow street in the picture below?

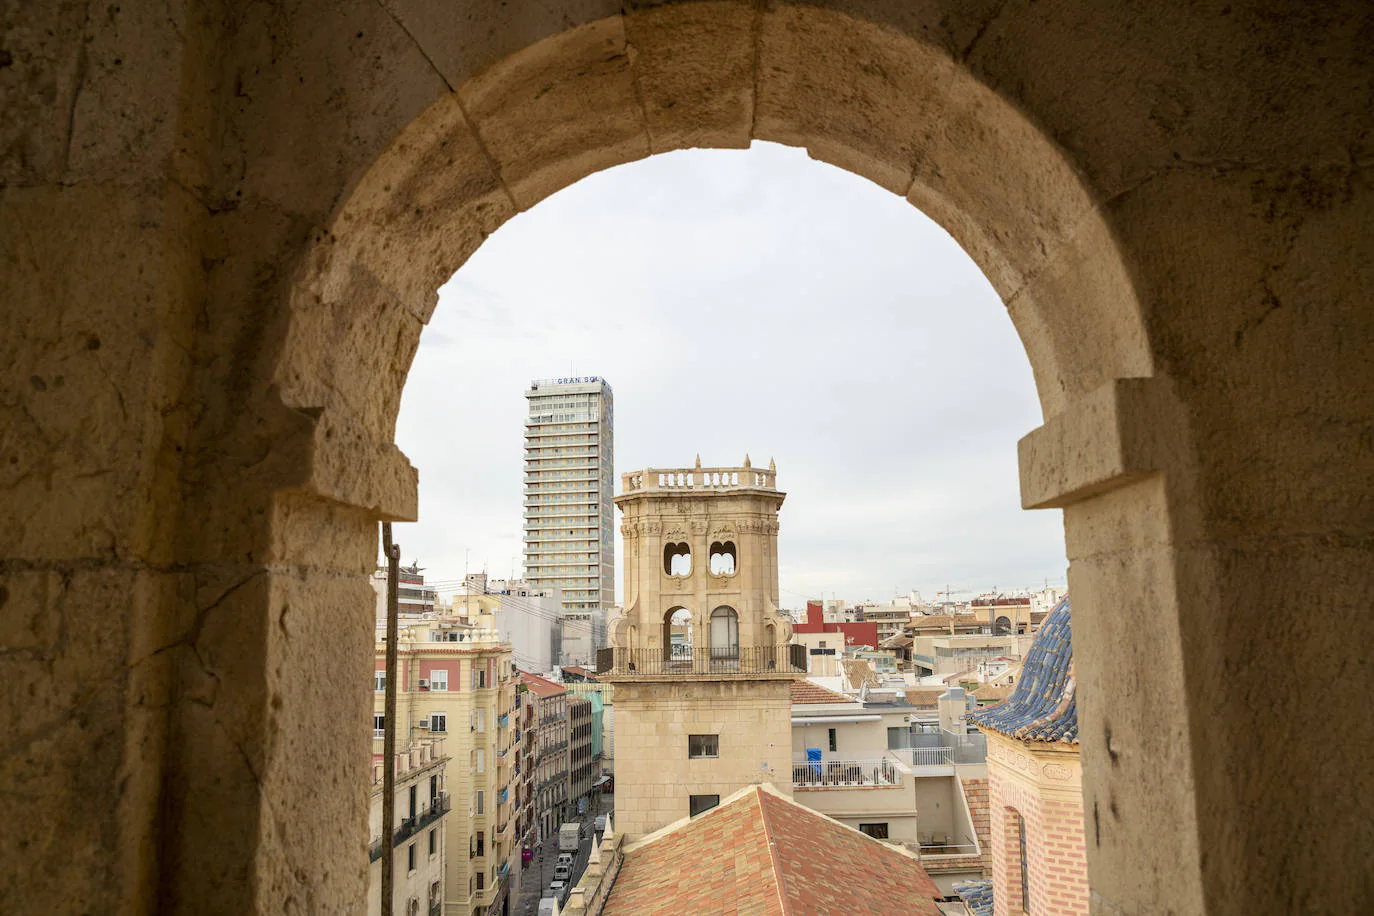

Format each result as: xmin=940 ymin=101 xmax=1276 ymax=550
xmin=516 ymin=795 xmax=612 ymax=915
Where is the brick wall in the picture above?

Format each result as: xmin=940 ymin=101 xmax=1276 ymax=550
xmin=960 ymin=776 xmax=992 ymax=877
xmin=987 ymin=751 xmax=1088 ymax=916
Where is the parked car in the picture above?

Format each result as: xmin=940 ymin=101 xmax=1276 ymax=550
xmin=554 ymin=862 xmax=572 ymax=882
xmin=594 ymin=814 xmax=607 ymax=834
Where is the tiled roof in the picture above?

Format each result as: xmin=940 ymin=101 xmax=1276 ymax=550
xmin=603 ymin=784 xmax=944 ymax=916
xmin=901 ymin=687 xmax=946 ymax=709
xmin=971 ymin=684 xmax=1014 ymax=703
xmin=790 ymin=679 xmax=858 ymax=705
xmin=518 ymin=672 xmax=566 ymax=697
xmin=967 ymin=596 xmax=1076 ymax=744
xmin=840 ymin=658 xmax=882 ymax=690
xmin=952 ymin=880 xmax=994 ymax=916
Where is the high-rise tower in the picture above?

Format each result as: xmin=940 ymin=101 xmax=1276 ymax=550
xmin=599 ymin=457 xmax=806 ymax=838
xmin=523 ymin=379 xmax=615 ymax=645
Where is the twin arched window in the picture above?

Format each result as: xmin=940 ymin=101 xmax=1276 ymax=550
xmin=709 ymin=541 xmax=737 ymax=576
xmin=665 ymin=540 xmax=739 ymax=576
xmin=663 ymin=542 xmax=691 ymax=576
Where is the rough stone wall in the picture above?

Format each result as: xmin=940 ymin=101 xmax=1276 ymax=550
xmin=2 ymin=2 xmax=1371 ymax=914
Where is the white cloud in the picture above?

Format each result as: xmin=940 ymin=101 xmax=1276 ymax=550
xmin=393 ymin=142 xmax=1066 ymax=604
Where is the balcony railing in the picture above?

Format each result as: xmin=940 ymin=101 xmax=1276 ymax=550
xmin=892 ymin=732 xmax=988 ymax=767
xmin=906 ymin=746 xmax=954 ymax=767
xmin=368 ymin=793 xmax=451 ymax=861
xmin=792 ymin=758 xmax=901 ymax=788
xmin=596 ymin=644 xmax=807 ymax=677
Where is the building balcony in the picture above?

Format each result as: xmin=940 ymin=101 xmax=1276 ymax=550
xmin=367 ymin=793 xmax=451 ymax=861
xmin=792 ymin=758 xmax=901 ymax=788
xmin=891 ymin=732 xmax=987 ymax=772
xmin=596 ymin=644 xmax=808 ymax=679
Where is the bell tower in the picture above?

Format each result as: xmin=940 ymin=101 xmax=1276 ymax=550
xmin=600 ymin=456 xmax=804 ymax=838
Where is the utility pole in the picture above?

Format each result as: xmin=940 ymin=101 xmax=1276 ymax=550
xmin=381 ymin=523 xmax=401 ymax=916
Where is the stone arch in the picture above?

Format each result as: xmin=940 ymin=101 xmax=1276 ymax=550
xmin=277 ymin=8 xmax=1157 ymax=454
xmin=6 ymin=2 xmax=1369 ymax=914
xmin=995 ymin=615 xmax=1013 ymax=636
xmin=261 ymin=9 xmax=1180 ymax=912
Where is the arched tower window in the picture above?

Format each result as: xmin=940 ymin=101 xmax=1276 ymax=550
xmin=663 ymin=607 xmax=692 ymax=665
xmin=708 ymin=541 xmax=737 ymax=576
xmin=995 ymin=615 xmax=1012 ymax=636
xmin=663 ymin=542 xmax=691 ymax=577
xmin=709 ymin=606 xmax=739 ymax=662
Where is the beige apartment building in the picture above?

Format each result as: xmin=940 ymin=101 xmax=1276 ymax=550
xmin=367 ymin=739 xmax=450 ymax=916
xmin=568 ymin=693 xmax=595 ymax=809
xmin=860 ymin=599 xmax=916 ymax=643
xmin=374 ymin=620 xmax=521 ymax=916
xmin=600 ymin=458 xmax=808 ymax=838
xmin=521 ymin=673 xmax=571 ymax=842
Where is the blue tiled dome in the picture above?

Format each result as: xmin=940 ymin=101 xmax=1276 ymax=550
xmin=967 ymin=596 xmax=1077 ymax=744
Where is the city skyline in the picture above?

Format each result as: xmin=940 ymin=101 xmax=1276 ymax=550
xmin=394 ymin=142 xmax=1067 ymax=606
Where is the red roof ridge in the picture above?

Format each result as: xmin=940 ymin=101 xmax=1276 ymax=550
xmin=756 ymin=785 xmax=793 ymax=916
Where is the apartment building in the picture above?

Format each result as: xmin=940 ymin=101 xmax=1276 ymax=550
xmin=367 ymin=739 xmax=450 ymax=916
xmin=568 ymin=694 xmax=595 ymax=811
xmin=516 ymin=685 xmax=538 ymax=856
xmin=523 ymin=377 xmax=615 ymax=625
xmin=456 ymin=573 xmax=563 ymax=675
xmin=371 ymin=561 xmax=439 ymax=617
xmin=520 ymin=673 xmax=571 ymax=842
xmin=860 ymin=597 xmax=916 ymax=643
xmin=373 ymin=620 xmax=521 ymax=916
xmin=790 ymin=680 xmax=991 ymax=894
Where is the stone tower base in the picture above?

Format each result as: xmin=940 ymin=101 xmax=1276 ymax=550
xmin=612 ymin=679 xmax=793 ymax=838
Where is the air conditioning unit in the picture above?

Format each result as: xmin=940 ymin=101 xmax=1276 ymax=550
xmin=418 ymin=678 xmax=429 ymax=689
xmin=418 ymin=719 xmax=430 ymax=729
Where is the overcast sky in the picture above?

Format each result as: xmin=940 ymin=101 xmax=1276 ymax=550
xmin=393 ymin=142 xmax=1067 ymax=607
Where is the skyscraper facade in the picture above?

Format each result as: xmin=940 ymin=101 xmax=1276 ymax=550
xmin=523 ymin=378 xmax=615 ymax=634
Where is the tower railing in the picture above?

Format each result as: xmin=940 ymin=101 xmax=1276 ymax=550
xmin=596 ymin=643 xmax=807 ymax=677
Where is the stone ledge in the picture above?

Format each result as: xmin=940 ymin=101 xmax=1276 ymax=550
xmin=1017 ymin=377 xmax=1182 ymax=509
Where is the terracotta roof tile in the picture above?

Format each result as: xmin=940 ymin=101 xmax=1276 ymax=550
xmin=789 ymin=680 xmax=858 ymax=705
xmin=603 ymin=785 xmax=944 ymax=916
xmin=839 ymin=658 xmax=882 ymax=690
xmin=518 ymin=672 xmax=566 ymax=697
